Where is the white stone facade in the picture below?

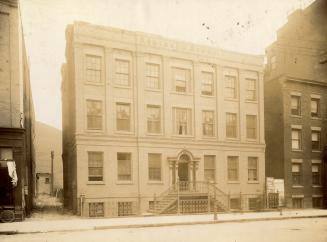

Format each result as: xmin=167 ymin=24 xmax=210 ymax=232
xmin=62 ymin=22 xmax=265 ymax=217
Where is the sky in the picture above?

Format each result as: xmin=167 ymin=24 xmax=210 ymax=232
xmin=19 ymin=0 xmax=315 ymax=130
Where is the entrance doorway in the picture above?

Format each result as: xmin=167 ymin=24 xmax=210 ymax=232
xmin=178 ymin=162 xmax=189 ymax=182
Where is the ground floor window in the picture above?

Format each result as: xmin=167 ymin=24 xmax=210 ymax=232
xmin=248 ymin=198 xmax=259 ymax=210
xmin=89 ymin=202 xmax=104 ymax=217
xmin=230 ymin=198 xmax=241 ymax=210
xmin=312 ymin=197 xmax=322 ymax=208
xmin=292 ymin=198 xmax=303 ymax=208
xmin=118 ymin=201 xmax=133 ymax=216
xmin=148 ymin=201 xmax=154 ymax=210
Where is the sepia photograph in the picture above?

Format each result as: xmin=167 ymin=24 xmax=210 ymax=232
xmin=0 ymin=0 xmax=326 ymax=241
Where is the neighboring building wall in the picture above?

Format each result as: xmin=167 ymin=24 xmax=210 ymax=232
xmin=62 ymin=22 xmax=265 ymax=216
xmin=34 ymin=121 xmax=63 ymax=195
xmin=0 ymin=0 xmax=35 ymax=219
xmin=265 ymin=0 xmax=327 ymax=209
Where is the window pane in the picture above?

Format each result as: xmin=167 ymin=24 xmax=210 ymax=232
xmin=201 ymin=72 xmax=213 ymax=95
xmin=224 ymin=75 xmax=237 ymax=99
xmin=148 ymin=153 xmax=161 ymax=181
xmin=115 ymin=60 xmax=130 ymax=86
xmin=147 ymin=105 xmax=160 ymax=133
xmin=175 ymin=108 xmax=191 ymax=135
xmin=117 ymin=153 xmax=131 ymax=181
xmin=146 ymin=63 xmax=160 ymax=89
xmin=173 ymin=68 xmax=190 ymax=93
xmin=85 ymin=55 xmax=101 ymax=83
xmin=88 ymin=152 xmax=103 ymax=181
xmin=117 ymin=103 xmax=130 ymax=131
xmin=87 ymin=100 xmax=102 ymax=130
xmin=226 ymin=113 xmax=237 ymax=138
xmin=228 ymin=156 xmax=238 ymax=181
xmin=246 ymin=79 xmax=256 ymax=100
xmin=246 ymin=115 xmax=257 ymax=139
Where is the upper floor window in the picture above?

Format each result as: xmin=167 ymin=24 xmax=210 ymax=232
xmin=148 ymin=153 xmax=161 ymax=181
xmin=115 ymin=59 xmax=130 ymax=86
xmin=227 ymin=156 xmax=239 ymax=181
xmin=311 ymin=98 xmax=320 ymax=118
xmin=174 ymin=108 xmax=192 ymax=135
xmin=88 ymin=152 xmax=103 ymax=181
xmin=86 ymin=100 xmax=102 ymax=130
xmin=173 ymin=67 xmax=190 ymax=93
xmin=291 ymin=95 xmax=301 ymax=116
xmin=117 ymin=153 xmax=132 ymax=181
xmin=226 ymin=113 xmax=237 ymax=138
xmin=312 ymin=130 xmax=321 ymax=151
xmin=85 ymin=55 xmax=101 ymax=83
xmin=0 ymin=148 xmax=13 ymax=160
xmin=291 ymin=129 xmax=302 ymax=150
xmin=312 ymin=163 xmax=321 ymax=185
xmin=147 ymin=105 xmax=161 ymax=133
xmin=248 ymin=157 xmax=258 ymax=181
xmin=116 ymin=103 xmax=130 ymax=131
xmin=292 ymin=163 xmax=302 ymax=185
xmin=146 ymin=63 xmax=160 ymax=89
xmin=201 ymin=72 xmax=214 ymax=96
xmin=246 ymin=78 xmax=256 ymax=101
xmin=224 ymin=75 xmax=237 ymax=99
xmin=202 ymin=111 xmax=214 ymax=137
xmin=246 ymin=115 xmax=257 ymax=140
xmin=204 ymin=155 xmax=215 ymax=182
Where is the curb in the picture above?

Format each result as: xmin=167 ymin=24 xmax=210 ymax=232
xmin=1 ymin=214 xmax=326 ymax=235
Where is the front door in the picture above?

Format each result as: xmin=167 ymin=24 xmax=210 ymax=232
xmin=178 ymin=162 xmax=189 ymax=190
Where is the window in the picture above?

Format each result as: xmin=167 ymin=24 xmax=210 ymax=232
xmin=45 ymin=177 xmax=50 ymax=184
xmin=292 ymin=198 xmax=303 ymax=208
xmin=148 ymin=154 xmax=161 ymax=181
xmin=201 ymin=72 xmax=214 ymax=96
xmin=312 ymin=197 xmax=322 ymax=208
xmin=85 ymin=55 xmax=101 ymax=83
xmin=248 ymin=157 xmax=258 ymax=181
xmin=292 ymin=163 xmax=301 ymax=185
xmin=312 ymin=164 xmax=321 ymax=185
xmin=246 ymin=78 xmax=256 ymax=101
xmin=227 ymin=156 xmax=239 ymax=181
xmin=174 ymin=108 xmax=192 ymax=135
xmin=291 ymin=129 xmax=301 ymax=150
xmin=270 ymin=56 xmax=276 ymax=70
xmin=312 ymin=131 xmax=321 ymax=151
xmin=173 ymin=67 xmax=190 ymax=93
xmin=146 ymin=63 xmax=160 ymax=89
xmin=311 ymin=98 xmax=320 ymax=118
xmin=117 ymin=153 xmax=131 ymax=181
xmin=248 ymin=198 xmax=260 ymax=210
xmin=204 ymin=155 xmax=215 ymax=182
xmin=246 ymin=115 xmax=257 ymax=139
xmin=147 ymin=105 xmax=161 ymax=133
xmin=118 ymin=201 xmax=133 ymax=216
xmin=291 ymin=95 xmax=301 ymax=116
xmin=226 ymin=113 xmax=237 ymax=138
xmin=89 ymin=202 xmax=104 ymax=217
xmin=230 ymin=198 xmax=241 ymax=210
xmin=202 ymin=111 xmax=214 ymax=137
xmin=116 ymin=103 xmax=130 ymax=131
xmin=115 ymin=59 xmax=130 ymax=86
xmin=86 ymin=100 xmax=102 ymax=130
xmin=224 ymin=75 xmax=237 ymax=99
xmin=0 ymin=148 xmax=13 ymax=160
xmin=88 ymin=152 xmax=103 ymax=181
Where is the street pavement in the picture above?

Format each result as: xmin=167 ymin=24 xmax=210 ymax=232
xmin=1 ymin=217 xmax=327 ymax=242
xmin=0 ymin=209 xmax=327 ymax=234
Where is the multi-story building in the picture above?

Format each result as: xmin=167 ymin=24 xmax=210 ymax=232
xmin=62 ymin=22 xmax=265 ymax=217
xmin=265 ymin=0 xmax=327 ymax=209
xmin=0 ymin=0 xmax=35 ymax=221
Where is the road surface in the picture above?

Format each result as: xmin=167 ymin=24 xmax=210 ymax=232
xmin=1 ymin=217 xmax=327 ymax=242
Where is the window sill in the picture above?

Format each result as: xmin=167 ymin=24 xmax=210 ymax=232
xmin=116 ymin=181 xmax=133 ymax=185
xmin=226 ymin=137 xmax=239 ymax=141
xmin=87 ymin=181 xmax=105 ymax=185
xmin=200 ymin=94 xmax=215 ymax=98
xmin=113 ymin=84 xmax=132 ymax=89
xmin=312 ymin=150 xmax=322 ymax=153
xmin=85 ymin=129 xmax=104 ymax=133
xmin=170 ymin=91 xmax=193 ymax=96
xmin=171 ymin=134 xmax=194 ymax=138
xmin=246 ymin=138 xmax=258 ymax=143
xmin=224 ymin=98 xmax=239 ymax=102
xmin=245 ymin=100 xmax=258 ymax=104
xmin=201 ymin=135 xmax=217 ymax=140
xmin=292 ymin=185 xmax=304 ymax=188
xmin=147 ymin=181 xmax=164 ymax=185
xmin=145 ymin=88 xmax=162 ymax=93
xmin=115 ymin=131 xmax=134 ymax=135
xmin=291 ymin=149 xmax=303 ymax=153
xmin=291 ymin=115 xmax=302 ymax=118
xmin=247 ymin=180 xmax=259 ymax=184
xmin=146 ymin=132 xmax=163 ymax=136
xmin=311 ymin=116 xmax=321 ymax=120
xmin=227 ymin=181 xmax=240 ymax=184
xmin=85 ymin=81 xmax=104 ymax=86
xmin=312 ymin=185 xmax=322 ymax=188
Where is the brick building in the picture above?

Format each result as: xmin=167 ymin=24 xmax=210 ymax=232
xmin=62 ymin=22 xmax=265 ymax=217
xmin=265 ymin=0 xmax=327 ymax=208
xmin=0 ymin=0 xmax=35 ymax=220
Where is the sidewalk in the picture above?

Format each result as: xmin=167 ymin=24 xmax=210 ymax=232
xmin=1 ymin=209 xmax=327 ymax=234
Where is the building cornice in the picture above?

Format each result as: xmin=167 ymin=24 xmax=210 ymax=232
xmin=0 ymin=0 xmax=18 ymax=7
xmin=285 ymin=76 xmax=327 ymax=87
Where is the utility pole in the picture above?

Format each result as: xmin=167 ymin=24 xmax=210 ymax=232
xmin=51 ymin=150 xmax=54 ymax=196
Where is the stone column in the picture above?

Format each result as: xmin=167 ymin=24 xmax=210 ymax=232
xmin=189 ymin=162 xmax=193 ymax=191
